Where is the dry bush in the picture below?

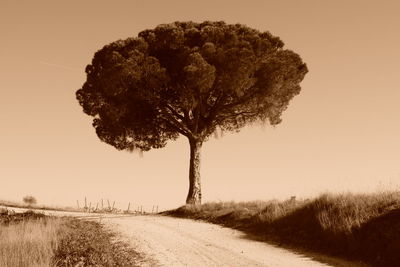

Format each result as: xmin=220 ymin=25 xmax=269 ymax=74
xmin=23 ymin=195 xmax=37 ymax=206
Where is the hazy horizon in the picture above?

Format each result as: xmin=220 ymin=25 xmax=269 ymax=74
xmin=1 ymin=0 xmax=399 ymax=211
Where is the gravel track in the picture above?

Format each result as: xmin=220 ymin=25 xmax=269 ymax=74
xmin=102 ymin=215 xmax=341 ymax=267
xmin=3 ymin=206 xmax=365 ymax=266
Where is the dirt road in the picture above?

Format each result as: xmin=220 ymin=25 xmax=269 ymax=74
xmin=3 ymin=207 xmax=362 ymax=266
xmin=102 ymin=215 xmax=349 ymax=267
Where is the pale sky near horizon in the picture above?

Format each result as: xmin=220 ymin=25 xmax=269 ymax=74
xmin=1 ymin=0 xmax=399 ymax=211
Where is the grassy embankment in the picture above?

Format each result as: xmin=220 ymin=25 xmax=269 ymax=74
xmin=0 ymin=209 xmax=143 ymax=267
xmin=165 ymin=191 xmax=400 ymax=266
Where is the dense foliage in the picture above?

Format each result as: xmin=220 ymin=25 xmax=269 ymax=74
xmin=77 ymin=21 xmax=307 ymax=151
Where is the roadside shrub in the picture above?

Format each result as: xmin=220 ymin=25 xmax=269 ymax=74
xmin=23 ymin=195 xmax=37 ymax=206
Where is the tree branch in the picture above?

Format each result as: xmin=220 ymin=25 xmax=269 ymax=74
xmin=193 ymin=102 xmax=201 ymax=134
xmin=161 ymin=118 xmax=190 ymax=136
xmin=159 ymin=111 xmax=192 ymax=137
xmin=165 ymin=104 xmax=187 ymax=123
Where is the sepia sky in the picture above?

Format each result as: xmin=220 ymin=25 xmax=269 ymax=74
xmin=1 ymin=0 xmax=399 ymax=210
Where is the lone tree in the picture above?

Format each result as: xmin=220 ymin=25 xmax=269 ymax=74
xmin=23 ymin=195 xmax=37 ymax=206
xmin=76 ymin=21 xmax=308 ymax=205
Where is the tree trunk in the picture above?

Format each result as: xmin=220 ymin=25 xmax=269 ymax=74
xmin=186 ymin=138 xmax=202 ymax=205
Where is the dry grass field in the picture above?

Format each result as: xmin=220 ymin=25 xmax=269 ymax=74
xmin=0 ymin=209 xmax=143 ymax=267
xmin=166 ymin=191 xmax=400 ymax=266
xmin=0 ymin=211 xmax=61 ymax=267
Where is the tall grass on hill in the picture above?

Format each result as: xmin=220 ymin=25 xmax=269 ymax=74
xmin=0 ymin=216 xmax=62 ymax=267
xmin=166 ymin=191 xmax=400 ymax=266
